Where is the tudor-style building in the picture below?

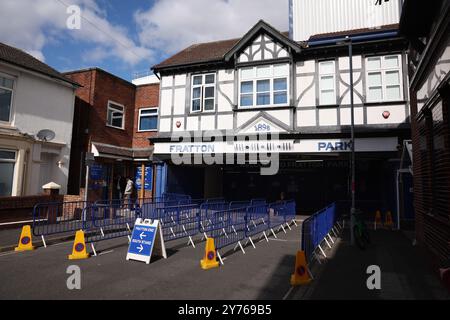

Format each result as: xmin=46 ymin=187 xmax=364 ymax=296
xmin=150 ymin=17 xmax=411 ymax=214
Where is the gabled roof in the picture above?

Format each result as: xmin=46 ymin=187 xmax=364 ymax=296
xmin=152 ymin=20 xmax=301 ymax=72
xmin=0 ymin=42 xmax=79 ymax=87
xmin=224 ymin=20 xmax=302 ymax=62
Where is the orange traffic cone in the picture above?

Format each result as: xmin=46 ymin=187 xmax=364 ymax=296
xmin=290 ymin=251 xmax=312 ymax=286
xmin=384 ymin=211 xmax=394 ymax=229
xmin=68 ymin=230 xmax=89 ymax=260
xmin=15 ymin=225 xmax=35 ymax=252
xmin=374 ymin=210 xmax=382 ymax=230
xmin=200 ymin=238 xmax=219 ymax=270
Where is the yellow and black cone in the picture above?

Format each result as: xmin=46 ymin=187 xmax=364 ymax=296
xmin=200 ymin=237 xmax=219 ymax=270
xmin=68 ymin=230 xmax=89 ymax=260
xmin=384 ymin=211 xmax=394 ymax=229
xmin=290 ymin=251 xmax=312 ymax=286
xmin=374 ymin=210 xmax=382 ymax=230
xmin=15 ymin=225 xmax=35 ymax=252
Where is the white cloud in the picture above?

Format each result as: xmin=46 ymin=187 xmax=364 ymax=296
xmin=135 ymin=0 xmax=289 ymax=55
xmin=0 ymin=0 xmax=152 ymax=65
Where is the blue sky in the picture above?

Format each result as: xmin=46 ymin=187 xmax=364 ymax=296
xmin=0 ymin=0 xmax=288 ymax=81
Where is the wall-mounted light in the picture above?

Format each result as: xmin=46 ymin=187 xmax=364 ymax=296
xmin=57 ymin=160 xmax=64 ymax=168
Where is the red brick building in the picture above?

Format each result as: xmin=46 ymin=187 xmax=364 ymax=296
xmin=65 ymin=68 xmax=160 ymax=202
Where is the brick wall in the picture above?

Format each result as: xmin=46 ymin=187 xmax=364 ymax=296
xmin=133 ymin=83 xmax=160 ymax=149
xmin=0 ymin=195 xmax=61 ymax=223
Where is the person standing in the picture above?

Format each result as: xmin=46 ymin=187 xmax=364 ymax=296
xmin=124 ymin=177 xmax=134 ymax=208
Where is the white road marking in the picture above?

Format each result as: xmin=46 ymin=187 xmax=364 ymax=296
xmin=98 ymin=250 xmax=114 ymax=256
xmin=282 ymin=286 xmax=294 ymax=300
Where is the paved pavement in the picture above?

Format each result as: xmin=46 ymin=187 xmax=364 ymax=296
xmin=0 ymin=223 xmax=302 ymax=300
xmin=289 ymin=228 xmax=450 ymax=300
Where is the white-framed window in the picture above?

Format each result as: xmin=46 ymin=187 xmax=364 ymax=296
xmin=239 ymin=64 xmax=289 ymax=108
xmin=0 ymin=149 xmax=16 ymax=196
xmin=366 ymin=54 xmax=403 ymax=102
xmin=0 ymin=75 xmax=14 ymax=123
xmin=138 ymin=108 xmax=158 ymax=132
xmin=106 ymin=101 xmax=125 ymax=129
xmin=318 ymin=60 xmax=336 ymax=106
xmin=191 ymin=73 xmax=216 ymax=113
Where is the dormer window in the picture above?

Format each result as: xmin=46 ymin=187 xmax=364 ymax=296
xmin=239 ymin=64 xmax=289 ymax=108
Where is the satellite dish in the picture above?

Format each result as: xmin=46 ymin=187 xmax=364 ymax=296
xmin=37 ymin=129 xmax=56 ymax=142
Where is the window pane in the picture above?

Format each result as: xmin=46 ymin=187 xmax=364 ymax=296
xmin=368 ymin=72 xmax=382 ymax=86
xmin=205 ymin=74 xmax=215 ymax=84
xmin=274 ymin=78 xmax=287 ymax=91
xmin=140 ymin=109 xmax=157 ymax=115
xmin=320 ymin=75 xmax=334 ymax=90
xmin=368 ymin=87 xmax=383 ymax=101
xmin=0 ymin=162 xmax=15 ymax=196
xmin=320 ymin=61 xmax=334 ymax=74
xmin=240 ymin=94 xmax=253 ymax=106
xmin=0 ymin=77 xmax=13 ymax=89
xmin=204 ymin=98 xmax=214 ymax=111
xmin=320 ymin=90 xmax=335 ymax=105
xmin=386 ymin=85 xmax=401 ymax=100
xmin=273 ymin=64 xmax=289 ymax=77
xmin=111 ymin=117 xmax=123 ymax=128
xmin=193 ymin=75 xmax=203 ymax=85
xmin=257 ymin=80 xmax=270 ymax=92
xmin=274 ymin=91 xmax=287 ymax=104
xmin=192 ymin=87 xmax=201 ymax=99
xmin=257 ymin=93 xmax=270 ymax=105
xmin=241 ymin=81 xmax=253 ymax=94
xmin=204 ymin=86 xmax=214 ymax=98
xmin=384 ymin=56 xmax=399 ymax=68
xmin=0 ymin=150 xmax=15 ymax=160
xmin=140 ymin=115 xmax=157 ymax=131
xmin=367 ymin=57 xmax=381 ymax=70
xmin=256 ymin=66 xmax=271 ymax=78
xmin=241 ymin=68 xmax=254 ymax=80
xmin=192 ymin=99 xmax=201 ymax=111
xmin=386 ymin=71 xmax=400 ymax=86
xmin=0 ymin=88 xmax=12 ymax=122
xmin=109 ymin=103 xmax=123 ymax=111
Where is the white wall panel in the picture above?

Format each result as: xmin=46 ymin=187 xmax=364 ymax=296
xmin=186 ymin=117 xmax=199 ymax=131
xmin=291 ymin=0 xmax=402 ymax=41
xmin=200 ymin=115 xmax=215 ymax=131
xmin=297 ymin=109 xmax=316 ymax=127
xmin=159 ymin=118 xmax=171 ymax=132
xmin=173 ymin=88 xmax=185 ymax=115
xmin=159 ymin=89 xmax=172 ymax=116
xmin=319 ymin=108 xmax=338 ymax=126
xmin=340 ymin=107 xmax=364 ymax=125
xmin=366 ymin=105 xmax=406 ymax=125
xmin=217 ymin=115 xmax=234 ymax=130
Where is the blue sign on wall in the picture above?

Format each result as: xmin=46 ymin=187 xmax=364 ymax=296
xmin=135 ymin=166 xmax=153 ymax=191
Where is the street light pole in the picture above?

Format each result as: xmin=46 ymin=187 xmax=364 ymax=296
xmin=346 ymin=36 xmax=356 ymax=246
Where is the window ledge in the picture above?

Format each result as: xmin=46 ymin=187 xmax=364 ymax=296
xmin=105 ymin=124 xmax=125 ymax=131
xmin=234 ymin=105 xmax=294 ymax=111
xmin=317 ymin=104 xmax=339 ymax=109
xmin=364 ymin=100 xmax=407 ymax=106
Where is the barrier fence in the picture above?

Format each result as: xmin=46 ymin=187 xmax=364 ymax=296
xmin=301 ymin=202 xmax=342 ymax=263
xmin=32 ymin=194 xmax=298 ymax=263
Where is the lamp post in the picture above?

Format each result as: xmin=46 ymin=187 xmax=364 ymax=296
xmin=345 ymin=36 xmax=356 ymax=246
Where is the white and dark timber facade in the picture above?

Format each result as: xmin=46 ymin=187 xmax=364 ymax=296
xmin=151 ymin=0 xmax=412 ymax=215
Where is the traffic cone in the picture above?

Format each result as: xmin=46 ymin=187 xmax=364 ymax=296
xmin=15 ymin=225 xmax=35 ymax=252
xmin=290 ymin=251 xmax=312 ymax=286
xmin=384 ymin=211 xmax=394 ymax=229
xmin=200 ymin=238 xmax=219 ymax=270
xmin=68 ymin=230 xmax=89 ymax=260
xmin=374 ymin=210 xmax=382 ymax=230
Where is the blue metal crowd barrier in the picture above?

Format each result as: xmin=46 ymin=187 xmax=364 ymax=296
xmin=207 ymin=207 xmax=247 ymax=262
xmin=229 ymin=201 xmax=251 ymax=209
xmin=244 ymin=205 xmax=270 ymax=246
xmin=199 ymin=202 xmax=228 ymax=234
xmin=250 ymin=198 xmax=266 ymax=206
xmin=32 ymin=201 xmax=92 ymax=243
xmin=153 ymin=204 xmax=200 ymax=246
xmin=162 ymin=193 xmax=192 ymax=202
xmin=301 ymin=202 xmax=340 ymax=262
